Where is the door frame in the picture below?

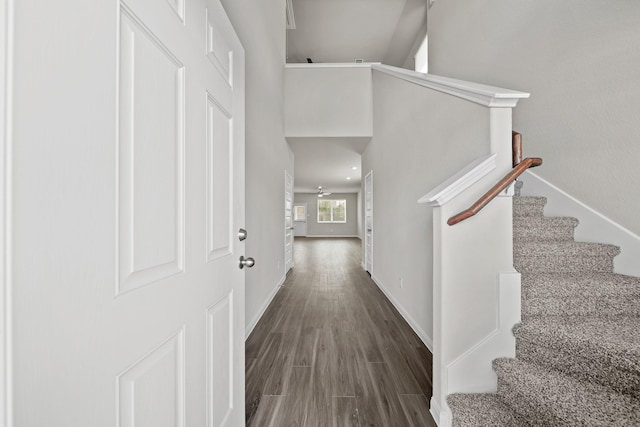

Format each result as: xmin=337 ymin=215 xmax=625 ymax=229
xmin=364 ymin=170 xmax=373 ymax=273
xmin=284 ymin=170 xmax=294 ymax=273
xmin=1 ymin=0 xmax=12 ymax=422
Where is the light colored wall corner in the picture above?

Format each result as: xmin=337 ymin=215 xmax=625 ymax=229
xmin=371 ymin=274 xmax=433 ymax=351
xmin=285 ymin=66 xmax=373 ymax=138
xmin=428 ymin=0 xmax=640 ymax=237
xmin=519 ymin=171 xmax=640 ymax=278
xmin=220 ymin=0 xmax=294 ymax=332
xmin=362 ymin=71 xmax=492 ymax=359
xmin=447 ymin=271 xmax=520 ymax=393
xmin=245 ymin=273 xmax=285 ymax=339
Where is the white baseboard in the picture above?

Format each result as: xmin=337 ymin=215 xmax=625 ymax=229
xmin=245 ymin=274 xmax=286 ymax=339
xmin=305 ymin=234 xmax=360 ymax=238
xmin=520 ymin=171 xmax=640 ymax=277
xmin=430 ymin=397 xmax=452 ymax=427
xmin=370 ymin=273 xmax=433 ymax=351
xmin=447 ymin=271 xmax=520 ymax=393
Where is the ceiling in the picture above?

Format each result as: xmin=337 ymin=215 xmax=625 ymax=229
xmin=286 ymin=0 xmax=429 ymax=67
xmin=285 ymin=0 xmax=428 ymax=195
xmin=288 ymin=137 xmax=370 ymax=193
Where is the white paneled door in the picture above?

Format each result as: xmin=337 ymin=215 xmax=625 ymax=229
xmin=365 ymin=171 xmax=374 ymax=273
xmin=5 ymin=0 xmax=245 ymax=425
xmin=284 ymin=171 xmax=294 ymax=272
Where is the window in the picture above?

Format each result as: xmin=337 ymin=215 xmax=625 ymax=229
xmin=317 ymin=199 xmax=346 ymax=223
xmin=414 ymin=34 xmax=428 ymax=73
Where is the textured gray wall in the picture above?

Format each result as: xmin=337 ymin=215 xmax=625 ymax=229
xmin=429 ymin=0 xmax=640 ymax=235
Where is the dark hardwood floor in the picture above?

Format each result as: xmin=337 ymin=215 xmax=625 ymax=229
xmin=245 ymin=237 xmax=435 ymax=426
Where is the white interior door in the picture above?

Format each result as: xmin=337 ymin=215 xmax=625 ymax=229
xmin=365 ymin=171 xmax=373 ymax=273
xmin=293 ymin=203 xmax=307 ymax=237
xmin=284 ymin=171 xmax=294 ymax=272
xmin=5 ymin=0 xmax=245 ymax=425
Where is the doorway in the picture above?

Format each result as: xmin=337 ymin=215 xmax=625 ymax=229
xmin=364 ymin=170 xmax=373 ymax=273
xmin=293 ymin=203 xmax=307 ymax=237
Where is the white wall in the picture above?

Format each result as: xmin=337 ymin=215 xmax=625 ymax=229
xmin=428 ymin=0 xmax=640 ymax=235
xmin=362 ymin=70 xmax=491 ymax=345
xmin=293 ymin=193 xmax=359 ymax=236
xmin=285 ymin=65 xmax=373 ymax=137
xmin=220 ymin=0 xmax=294 ymax=336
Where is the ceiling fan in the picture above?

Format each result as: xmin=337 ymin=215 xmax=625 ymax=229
xmin=316 ymin=186 xmax=332 ymax=197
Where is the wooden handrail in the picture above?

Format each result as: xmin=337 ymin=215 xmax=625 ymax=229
xmin=447 ymin=157 xmax=542 ymax=226
xmin=512 ymin=131 xmax=523 ymax=167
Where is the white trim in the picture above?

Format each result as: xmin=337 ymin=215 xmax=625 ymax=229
xmin=244 ymin=274 xmax=286 ymax=339
xmin=1 ymin=0 xmax=12 ymax=423
xmin=303 ymin=235 xmax=360 ymax=238
xmin=372 ymin=64 xmax=530 ymax=108
xmin=519 ymin=171 xmax=640 ymax=278
xmin=418 ymin=154 xmax=496 ymax=206
xmin=285 ymin=62 xmax=380 ymax=69
xmin=429 ymin=397 xmax=452 ymax=427
xmin=285 ymin=62 xmax=530 ymax=108
xmin=371 ymin=274 xmax=433 ymax=351
xmin=446 ymin=272 xmax=520 ymax=393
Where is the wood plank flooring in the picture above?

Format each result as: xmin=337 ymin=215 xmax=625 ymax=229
xmin=246 ymin=237 xmax=435 ymax=426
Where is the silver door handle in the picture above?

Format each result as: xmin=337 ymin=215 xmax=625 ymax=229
xmin=239 ymin=256 xmax=255 ymax=269
xmin=238 ymin=228 xmax=248 ymax=241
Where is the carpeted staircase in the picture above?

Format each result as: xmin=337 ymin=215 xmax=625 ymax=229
xmin=447 ymin=189 xmax=640 ymax=426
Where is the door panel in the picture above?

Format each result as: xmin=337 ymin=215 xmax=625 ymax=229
xmin=118 ymin=5 xmax=185 ymax=293
xmin=206 ymin=92 xmax=233 ymax=262
xmin=8 ymin=0 xmax=245 ymax=425
xmin=117 ymin=329 xmax=186 ymax=427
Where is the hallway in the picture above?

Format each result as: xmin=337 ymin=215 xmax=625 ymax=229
xmin=245 ymin=237 xmax=435 ymax=426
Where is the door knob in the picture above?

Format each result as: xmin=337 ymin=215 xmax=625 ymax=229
xmin=239 ymin=255 xmax=255 ymax=269
xmin=238 ymin=228 xmax=248 ymax=241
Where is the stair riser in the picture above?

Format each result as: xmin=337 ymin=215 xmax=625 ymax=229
xmin=516 ymin=339 xmax=640 ymax=399
xmin=496 ymin=379 xmax=569 ymax=426
xmin=522 ymin=296 xmax=640 ymax=318
xmin=513 ymin=224 xmax=575 ymax=242
xmin=515 ymin=256 xmax=614 ymax=273
xmin=513 ymin=204 xmax=545 ymax=217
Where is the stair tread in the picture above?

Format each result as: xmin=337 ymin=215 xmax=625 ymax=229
xmin=522 ymin=272 xmax=640 ymax=296
xmin=513 ymin=216 xmax=578 ymax=226
xmin=514 ymin=317 xmax=640 ymax=396
xmin=513 ymin=197 xmax=547 ymax=217
xmin=514 ymin=241 xmax=620 ymax=257
xmin=521 ymin=273 xmax=640 ymax=317
xmin=494 ymin=358 xmax=640 ymax=426
xmin=514 ymin=216 xmax=579 ymax=242
xmin=513 ymin=196 xmax=547 ymax=204
xmin=515 ymin=317 xmax=640 ymax=368
xmin=448 ymin=393 xmax=526 ymax=427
